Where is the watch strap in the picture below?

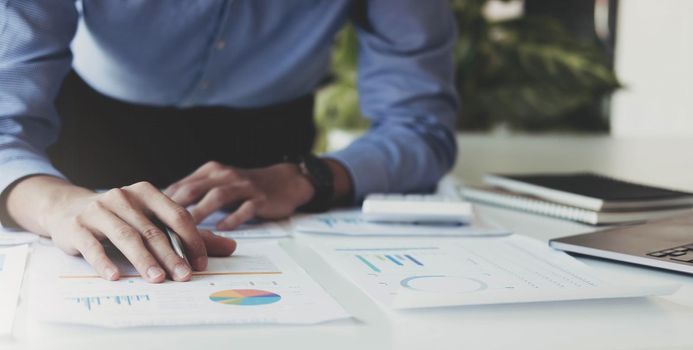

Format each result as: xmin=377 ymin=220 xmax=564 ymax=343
xmin=296 ymin=154 xmax=334 ymax=212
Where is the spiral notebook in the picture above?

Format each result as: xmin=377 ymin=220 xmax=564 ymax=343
xmin=461 ymin=186 xmax=693 ymax=225
xmin=484 ymin=172 xmax=693 ymax=211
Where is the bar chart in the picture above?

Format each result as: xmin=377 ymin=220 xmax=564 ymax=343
xmin=354 ymin=253 xmax=426 ymax=272
xmin=69 ymin=294 xmax=151 ymax=312
xmin=334 ymin=247 xmax=437 ymax=273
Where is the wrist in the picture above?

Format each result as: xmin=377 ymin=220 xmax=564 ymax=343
xmin=41 ymin=184 xmax=92 ymax=230
xmin=293 ymin=167 xmax=316 ymax=207
xmin=6 ymin=175 xmax=91 ymax=236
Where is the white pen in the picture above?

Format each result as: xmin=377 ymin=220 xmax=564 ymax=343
xmin=153 ymin=218 xmax=190 ymax=265
xmin=164 ymin=226 xmax=190 ymax=265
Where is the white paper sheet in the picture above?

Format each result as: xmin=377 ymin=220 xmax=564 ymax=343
xmin=293 ymin=209 xmax=509 ymax=237
xmin=28 ymin=242 xmax=349 ymax=327
xmin=0 ymin=245 xmax=29 ymax=336
xmin=312 ymin=235 xmax=679 ymax=309
xmin=197 ymin=210 xmax=289 ymax=239
xmin=0 ymin=229 xmax=39 ymax=246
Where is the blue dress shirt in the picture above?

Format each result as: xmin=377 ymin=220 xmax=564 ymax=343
xmin=0 ymin=0 xmax=458 ymax=210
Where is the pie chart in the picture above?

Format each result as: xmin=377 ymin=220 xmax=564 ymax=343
xmin=400 ymin=275 xmax=487 ymax=293
xmin=209 ymin=289 xmax=281 ymax=306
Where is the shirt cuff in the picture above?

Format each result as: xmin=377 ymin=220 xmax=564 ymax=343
xmin=324 ymin=144 xmax=390 ymax=204
xmin=0 ymin=157 xmax=65 ymax=228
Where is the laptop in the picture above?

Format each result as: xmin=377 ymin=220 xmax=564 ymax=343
xmin=550 ymin=212 xmax=693 ymax=275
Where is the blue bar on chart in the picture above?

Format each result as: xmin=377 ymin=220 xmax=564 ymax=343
xmin=356 ymin=255 xmax=381 ymax=273
xmin=384 ymin=255 xmax=403 ymax=266
xmin=404 ymin=254 xmax=424 ymax=266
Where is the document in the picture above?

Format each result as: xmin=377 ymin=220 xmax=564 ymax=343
xmin=312 ymin=235 xmax=679 ymax=309
xmin=0 ymin=229 xmax=39 ymax=246
xmin=197 ymin=210 xmax=289 ymax=239
xmin=293 ymin=209 xmax=509 ymax=237
xmin=28 ymin=242 xmax=349 ymax=327
xmin=0 ymin=245 xmax=29 ymax=336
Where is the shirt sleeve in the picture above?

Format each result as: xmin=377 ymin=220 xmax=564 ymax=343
xmin=0 ymin=0 xmax=78 ymax=226
xmin=325 ymin=0 xmax=459 ymax=202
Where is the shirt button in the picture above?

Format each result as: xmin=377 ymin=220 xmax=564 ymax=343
xmin=199 ymin=80 xmax=210 ymax=90
xmin=215 ymin=41 xmax=226 ymax=50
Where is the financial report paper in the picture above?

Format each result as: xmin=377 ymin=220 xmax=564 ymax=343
xmin=313 ymin=235 xmax=679 ymax=309
xmin=28 ymin=241 xmax=349 ymax=327
xmin=0 ymin=229 xmax=39 ymax=246
xmin=197 ymin=210 xmax=289 ymax=239
xmin=0 ymin=244 xmax=29 ymax=336
xmin=293 ymin=209 xmax=509 ymax=237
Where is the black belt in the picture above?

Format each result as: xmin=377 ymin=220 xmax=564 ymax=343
xmin=49 ymin=71 xmax=316 ymax=189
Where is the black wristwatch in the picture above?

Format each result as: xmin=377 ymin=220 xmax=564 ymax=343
xmin=294 ymin=154 xmax=334 ymax=212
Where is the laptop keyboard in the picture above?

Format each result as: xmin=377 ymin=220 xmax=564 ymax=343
xmin=648 ymin=245 xmax=693 ymax=263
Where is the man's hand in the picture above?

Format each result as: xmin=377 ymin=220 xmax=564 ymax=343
xmin=164 ymin=161 xmax=316 ymax=230
xmin=6 ymin=176 xmax=236 ymax=283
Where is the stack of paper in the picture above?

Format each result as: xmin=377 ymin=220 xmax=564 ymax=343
xmin=312 ymin=235 xmax=679 ymax=309
xmin=293 ymin=209 xmax=509 ymax=237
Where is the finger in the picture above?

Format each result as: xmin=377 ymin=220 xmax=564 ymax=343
xmin=189 ymin=183 xmax=256 ymax=224
xmin=164 ymin=165 xmax=211 ymax=195
xmin=71 ymin=226 xmax=120 ymax=281
xmin=168 ymin=177 xmax=223 ymax=207
xmin=141 ymin=224 xmax=193 ymax=281
xmin=100 ymin=189 xmax=192 ymax=281
xmin=80 ymin=202 xmax=166 ymax=283
xmin=217 ymin=197 xmax=264 ymax=230
xmin=128 ymin=182 xmax=208 ymax=271
xmin=164 ymin=161 xmax=226 ymax=195
xmin=199 ymin=230 xmax=237 ymax=257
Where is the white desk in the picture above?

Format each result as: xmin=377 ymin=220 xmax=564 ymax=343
xmin=4 ymin=134 xmax=693 ymax=350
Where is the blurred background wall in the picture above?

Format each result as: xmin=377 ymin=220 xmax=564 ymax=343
xmin=611 ymin=0 xmax=693 ymax=138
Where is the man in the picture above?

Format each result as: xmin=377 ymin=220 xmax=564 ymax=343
xmin=0 ymin=1 xmax=458 ymax=282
